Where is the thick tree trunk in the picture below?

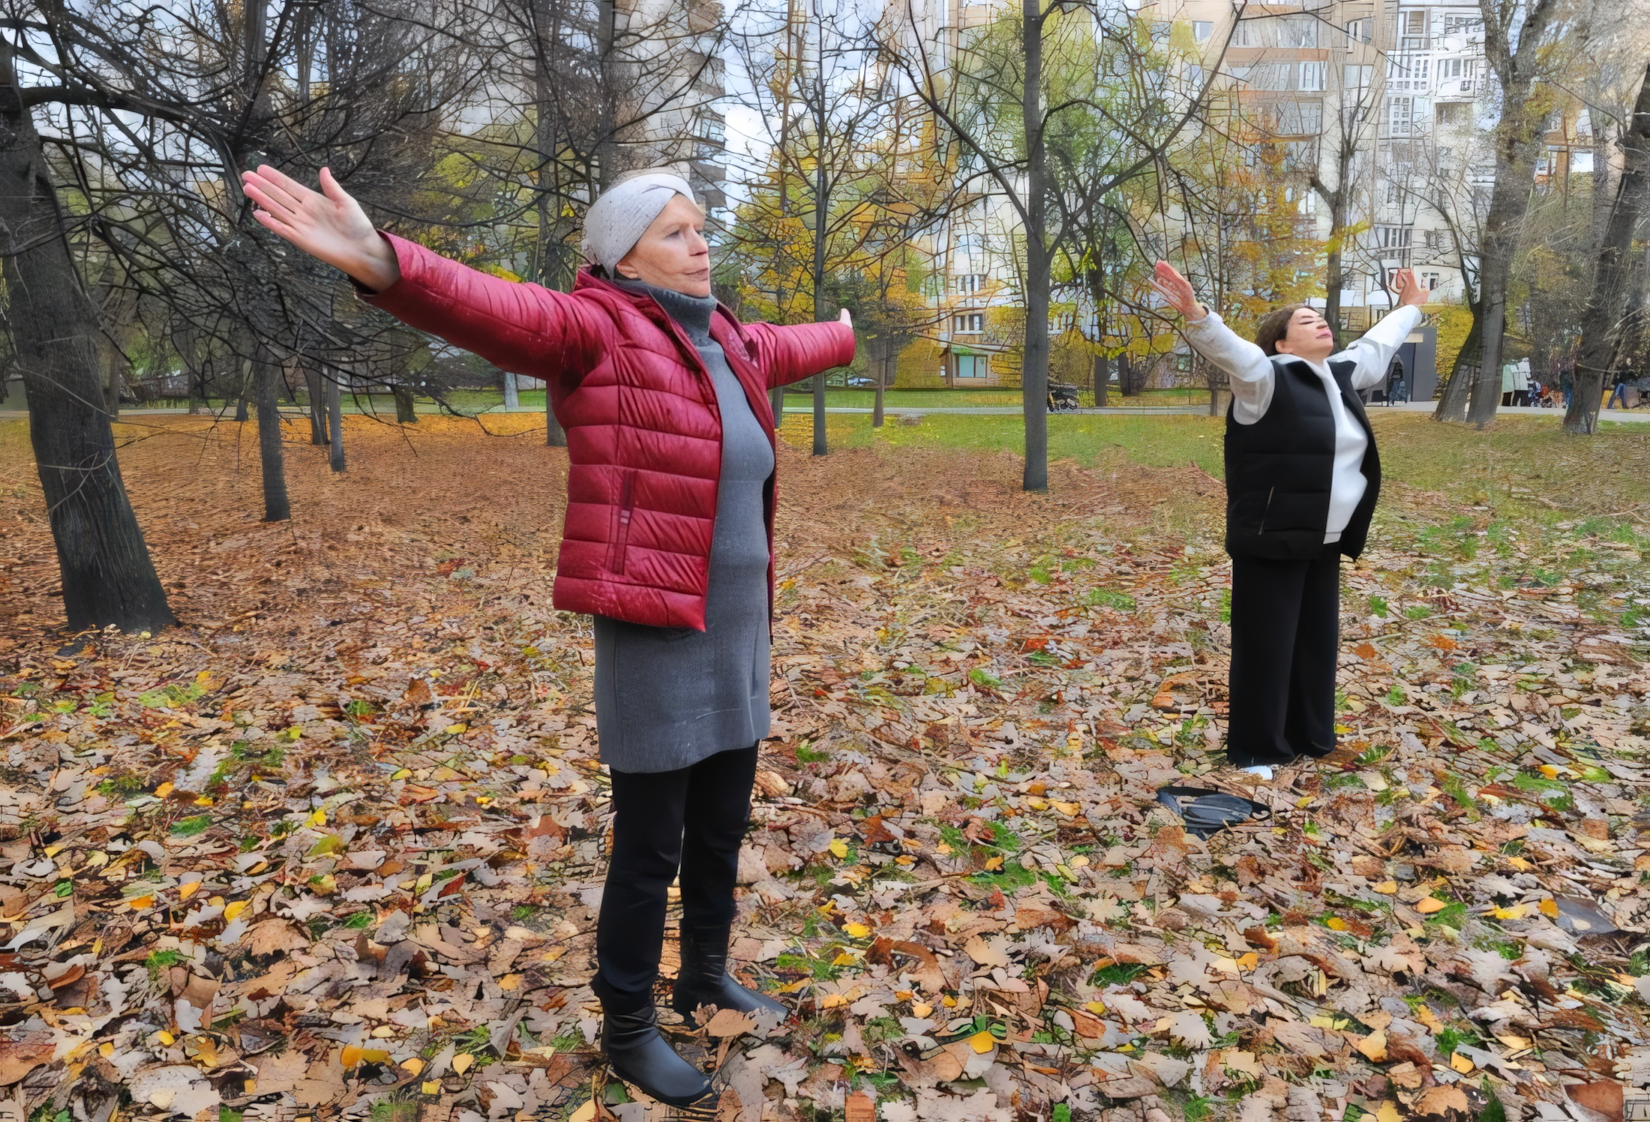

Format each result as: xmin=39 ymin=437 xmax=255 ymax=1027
xmin=235 ymin=361 xmax=250 ymax=422
xmin=1434 ymin=315 xmax=1483 ymax=419
xmin=769 ymin=384 xmax=784 ymax=430
xmin=0 ymin=48 xmax=174 ymax=632
xmin=103 ymin=348 xmax=122 ymax=418
xmin=1094 ymin=353 xmax=1107 ymax=407
xmin=255 ymin=343 xmax=290 ymax=521
xmin=1566 ymin=62 xmax=1650 ymax=435
xmin=1434 ymin=3 xmax=1556 ymax=426
xmin=393 ymin=383 xmax=418 ymax=424
xmin=1019 ymin=0 xmax=1048 ymax=492
xmin=503 ymin=370 xmax=520 ymax=410
xmin=326 ymin=370 xmax=344 ymax=471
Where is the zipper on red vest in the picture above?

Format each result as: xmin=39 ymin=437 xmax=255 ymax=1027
xmin=607 ymin=470 xmax=635 ymax=574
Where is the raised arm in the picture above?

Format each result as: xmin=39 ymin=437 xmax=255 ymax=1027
xmin=1150 ymin=261 xmax=1274 ymax=424
xmin=241 ymin=165 xmax=605 ymax=382
xmin=1340 ymin=270 xmax=1427 ymax=390
xmin=742 ymin=310 xmax=857 ymax=389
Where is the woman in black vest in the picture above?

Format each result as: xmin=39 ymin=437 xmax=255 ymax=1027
xmin=1150 ymin=262 xmax=1428 ymax=780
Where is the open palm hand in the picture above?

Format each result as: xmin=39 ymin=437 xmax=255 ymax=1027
xmin=240 ymin=165 xmax=400 ymax=291
xmin=1149 ymin=260 xmax=1205 ymax=320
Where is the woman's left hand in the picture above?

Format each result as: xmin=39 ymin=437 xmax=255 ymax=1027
xmin=1392 ymin=268 xmax=1428 ymax=309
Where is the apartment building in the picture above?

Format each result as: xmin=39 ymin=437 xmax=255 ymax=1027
xmin=611 ymin=0 xmax=730 ymax=209
xmin=882 ymin=0 xmax=1026 ymax=387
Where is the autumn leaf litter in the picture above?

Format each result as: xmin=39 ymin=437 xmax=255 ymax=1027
xmin=0 ymin=416 xmax=1646 ymax=1122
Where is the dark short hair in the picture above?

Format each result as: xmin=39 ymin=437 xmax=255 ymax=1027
xmin=1254 ymin=304 xmax=1311 ymax=356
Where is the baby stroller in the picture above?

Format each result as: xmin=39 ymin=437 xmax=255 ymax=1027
xmin=1048 ymin=382 xmax=1082 ymax=413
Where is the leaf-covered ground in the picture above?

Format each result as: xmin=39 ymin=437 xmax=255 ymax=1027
xmin=0 ymin=414 xmax=1647 ymax=1122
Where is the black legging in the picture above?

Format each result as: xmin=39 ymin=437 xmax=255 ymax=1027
xmin=592 ymin=743 xmax=759 ymax=1011
xmin=1226 ymin=544 xmax=1341 ymax=767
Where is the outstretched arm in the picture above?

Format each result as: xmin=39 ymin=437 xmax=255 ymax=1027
xmin=1341 ymin=270 xmax=1427 ymax=389
xmin=241 ymin=165 xmax=605 ymax=382
xmin=241 ymin=165 xmax=401 ymax=290
xmin=1150 ymin=261 xmax=1274 ymax=424
xmin=743 ymin=309 xmax=857 ymax=389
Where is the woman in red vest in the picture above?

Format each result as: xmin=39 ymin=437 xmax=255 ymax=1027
xmin=242 ymin=165 xmax=854 ymax=1105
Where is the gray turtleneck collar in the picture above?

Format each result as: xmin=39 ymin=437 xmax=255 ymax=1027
xmin=613 ymin=277 xmax=716 ymax=344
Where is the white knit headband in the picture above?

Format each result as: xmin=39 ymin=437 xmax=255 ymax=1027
xmin=581 ymin=172 xmax=698 ymax=275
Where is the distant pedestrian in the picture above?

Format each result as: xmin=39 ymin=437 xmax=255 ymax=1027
xmin=1513 ymin=358 xmax=1531 ymax=406
xmin=1609 ymin=367 xmax=1631 ymax=410
xmin=1560 ymin=364 xmax=1574 ymax=407
xmin=1501 ymin=360 xmax=1516 ymax=407
xmin=1386 ymin=359 xmax=1406 ymax=406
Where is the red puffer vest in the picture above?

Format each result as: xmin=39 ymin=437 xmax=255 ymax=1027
xmin=364 ymin=234 xmax=855 ymax=629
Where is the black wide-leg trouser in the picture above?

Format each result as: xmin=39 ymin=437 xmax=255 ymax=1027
xmin=592 ymin=744 xmax=759 ymax=1012
xmin=1226 ymin=543 xmax=1342 ymax=768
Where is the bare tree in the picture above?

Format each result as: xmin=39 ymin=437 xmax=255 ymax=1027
xmin=0 ymin=40 xmax=174 ymax=632
xmin=1432 ymin=0 xmax=1574 ymax=425
xmin=1565 ymin=62 xmax=1650 ymax=433
xmin=885 ymin=0 xmax=1219 ymax=491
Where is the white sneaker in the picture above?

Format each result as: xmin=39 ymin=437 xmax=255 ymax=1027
xmin=1240 ymin=765 xmax=1274 ymax=781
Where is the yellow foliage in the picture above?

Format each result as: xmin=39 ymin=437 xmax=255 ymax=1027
xmin=895 ymin=338 xmax=947 ymax=388
xmin=1430 ymin=304 xmax=1475 ymax=381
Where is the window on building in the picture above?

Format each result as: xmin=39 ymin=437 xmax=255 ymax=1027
xmin=1403 ymin=10 xmax=1426 ymax=36
xmin=1299 ymin=61 xmax=1326 ymax=90
xmin=1344 ymin=17 xmax=1370 ymax=41
xmin=1282 ymin=16 xmax=1318 ymax=46
xmin=1437 ymin=102 xmax=1468 ymax=125
xmin=1192 ymin=20 xmax=1213 ymax=40
xmin=954 ymin=314 xmax=984 ymax=334
xmin=1342 ymin=63 xmax=1372 ymax=91
xmin=1228 ymin=65 xmax=1252 ymax=83
xmin=692 ymin=113 xmax=725 ymax=144
xmin=1389 ymin=96 xmax=1413 ymax=135
xmin=1375 ymin=225 xmax=1414 ymax=248
xmin=1422 ymin=271 xmax=1441 ymax=290
xmin=955 ymin=355 xmax=984 ymax=379
xmin=956 ymin=274 xmax=987 ymax=295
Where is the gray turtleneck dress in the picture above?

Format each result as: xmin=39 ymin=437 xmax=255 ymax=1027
xmin=591 ymin=280 xmax=775 ymax=774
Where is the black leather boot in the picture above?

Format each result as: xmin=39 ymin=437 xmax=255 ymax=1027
xmin=599 ymin=1000 xmax=713 ymax=1106
xmin=672 ymin=928 xmax=788 ymax=1020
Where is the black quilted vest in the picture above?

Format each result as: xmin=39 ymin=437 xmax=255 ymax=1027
xmin=1223 ymin=357 xmax=1380 ymax=560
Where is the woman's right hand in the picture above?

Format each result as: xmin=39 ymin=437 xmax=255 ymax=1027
xmin=240 ymin=165 xmax=401 ymax=292
xmin=1148 ymin=260 xmax=1206 ymax=321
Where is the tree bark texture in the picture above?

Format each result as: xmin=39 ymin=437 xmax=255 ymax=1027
xmin=255 ymin=343 xmax=290 ymax=521
xmin=811 ymin=135 xmax=829 ymax=457
xmin=327 ymin=369 xmax=344 ymax=471
xmin=1019 ymin=0 xmax=1048 ymax=492
xmin=0 ymin=52 xmax=174 ymax=632
xmin=393 ymin=383 xmax=418 ymax=424
xmin=1094 ymin=353 xmax=1108 ymax=407
xmin=873 ymin=343 xmax=886 ymax=428
xmin=305 ymin=364 xmax=327 ymax=444
xmin=1565 ymin=62 xmax=1650 ymax=434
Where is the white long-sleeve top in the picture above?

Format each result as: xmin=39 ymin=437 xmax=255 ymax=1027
xmin=1183 ymin=305 xmax=1424 ymax=543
